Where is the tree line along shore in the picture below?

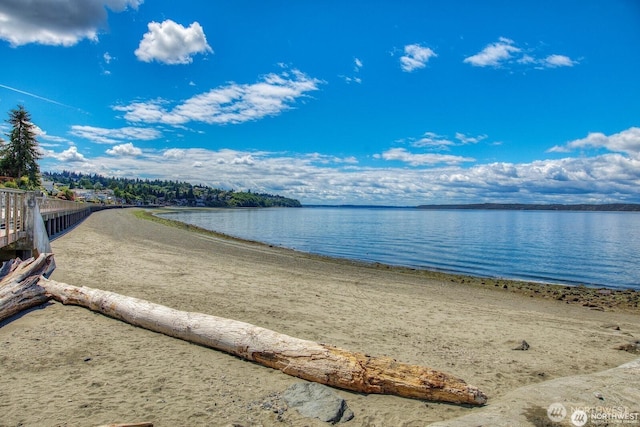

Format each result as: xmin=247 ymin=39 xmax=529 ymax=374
xmin=0 ymin=104 xmax=300 ymax=208
xmin=417 ymin=203 xmax=640 ymax=211
xmin=41 ymin=171 xmax=301 ymax=208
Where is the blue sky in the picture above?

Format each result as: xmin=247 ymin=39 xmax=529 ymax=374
xmin=0 ymin=1 xmax=638 ymax=205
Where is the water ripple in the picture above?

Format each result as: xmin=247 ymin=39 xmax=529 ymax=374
xmin=159 ymin=207 xmax=640 ymax=289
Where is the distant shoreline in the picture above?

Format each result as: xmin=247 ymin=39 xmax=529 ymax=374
xmin=304 ymin=203 xmax=640 ymax=211
xmin=417 ymin=203 xmax=640 ymax=211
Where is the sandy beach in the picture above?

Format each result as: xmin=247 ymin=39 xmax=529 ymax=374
xmin=1 ymin=208 xmax=639 ymax=426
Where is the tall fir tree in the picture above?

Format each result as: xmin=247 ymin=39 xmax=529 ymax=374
xmin=0 ymin=105 xmax=42 ymax=187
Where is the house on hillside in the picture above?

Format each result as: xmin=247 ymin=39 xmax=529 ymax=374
xmin=41 ymin=181 xmax=58 ymax=196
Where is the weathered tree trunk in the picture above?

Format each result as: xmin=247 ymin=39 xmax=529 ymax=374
xmin=95 ymin=423 xmax=153 ymax=427
xmin=39 ymin=276 xmax=487 ymax=405
xmin=0 ymin=255 xmax=54 ymax=322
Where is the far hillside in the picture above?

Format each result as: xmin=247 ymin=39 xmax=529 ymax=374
xmin=417 ymin=203 xmax=640 ymax=212
xmin=41 ymin=171 xmax=301 ymax=208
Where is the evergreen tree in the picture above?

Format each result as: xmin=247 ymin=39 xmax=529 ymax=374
xmin=0 ymin=105 xmax=42 ymax=187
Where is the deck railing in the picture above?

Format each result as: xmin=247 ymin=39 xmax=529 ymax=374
xmin=0 ymin=189 xmax=96 ymax=257
xmin=0 ymin=189 xmax=27 ymax=248
xmin=36 ymin=196 xmax=92 ymax=216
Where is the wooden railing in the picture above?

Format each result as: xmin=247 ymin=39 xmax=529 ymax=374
xmin=36 ymin=196 xmax=92 ymax=217
xmin=37 ymin=195 xmax=93 ymax=240
xmin=0 ymin=189 xmax=96 ymax=258
xmin=0 ymin=189 xmax=27 ymax=248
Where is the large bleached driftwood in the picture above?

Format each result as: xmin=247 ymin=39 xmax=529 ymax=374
xmin=0 ymin=255 xmax=54 ymax=322
xmin=38 ymin=276 xmax=487 ymax=405
xmin=95 ymin=423 xmax=153 ymax=427
xmin=1 ymin=254 xmax=487 ymax=405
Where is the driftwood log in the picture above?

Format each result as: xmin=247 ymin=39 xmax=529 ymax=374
xmin=95 ymin=423 xmax=153 ymax=427
xmin=1 ymin=254 xmax=487 ymax=405
xmin=39 ymin=278 xmax=487 ymax=405
xmin=0 ymin=255 xmax=54 ymax=322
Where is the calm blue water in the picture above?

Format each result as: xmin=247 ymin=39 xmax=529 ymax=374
xmin=159 ymin=207 xmax=640 ymax=289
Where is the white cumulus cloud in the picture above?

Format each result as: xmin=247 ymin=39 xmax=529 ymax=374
xmin=544 ymin=54 xmax=577 ymax=68
xmin=404 ymin=131 xmax=489 ymax=150
xmin=106 ymin=142 xmax=142 ymax=156
xmin=548 ymin=127 xmax=640 ymax=158
xmin=135 ymin=19 xmax=212 ymax=65
xmin=464 ymin=37 xmax=579 ymax=70
xmin=54 ymin=146 xmax=87 ymax=163
xmin=455 ymin=132 xmax=488 ymax=144
xmin=231 ymin=155 xmax=256 ymax=165
xmin=380 ymin=148 xmax=475 ymax=166
xmin=163 ymin=148 xmax=186 ymax=159
xmin=412 ymin=132 xmax=456 ymax=149
xmin=0 ymin=0 xmax=142 ymax=46
xmin=464 ymin=37 xmax=521 ymax=67
xmin=400 ymin=44 xmax=437 ymax=72
xmin=114 ymin=69 xmax=323 ymax=125
xmin=70 ymin=125 xmax=162 ymax=144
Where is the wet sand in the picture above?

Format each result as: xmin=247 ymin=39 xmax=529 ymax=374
xmin=0 ymin=208 xmax=638 ymax=426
